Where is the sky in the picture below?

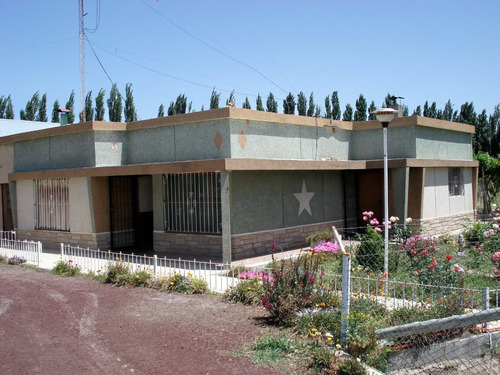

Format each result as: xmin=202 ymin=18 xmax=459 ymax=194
xmin=1 ymin=0 xmax=499 ymax=122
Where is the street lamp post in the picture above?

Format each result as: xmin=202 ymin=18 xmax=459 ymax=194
xmin=373 ymin=108 xmax=397 ymax=293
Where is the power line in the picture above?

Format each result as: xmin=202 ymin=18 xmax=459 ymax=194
xmin=140 ymin=0 xmax=288 ymax=95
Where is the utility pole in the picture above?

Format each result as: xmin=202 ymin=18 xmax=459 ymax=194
xmin=79 ymin=0 xmax=86 ymax=122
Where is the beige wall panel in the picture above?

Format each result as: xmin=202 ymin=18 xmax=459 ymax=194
xmin=68 ymin=178 xmax=92 ymax=232
xmin=16 ymin=179 xmax=34 ymax=230
xmin=90 ymin=177 xmax=110 ymax=233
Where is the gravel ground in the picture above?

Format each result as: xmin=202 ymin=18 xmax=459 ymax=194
xmin=0 ymin=265 xmax=291 ymax=375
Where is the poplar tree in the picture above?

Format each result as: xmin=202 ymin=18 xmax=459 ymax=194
xmin=210 ymin=88 xmax=220 ymax=109
xmin=242 ymin=97 xmax=251 ymax=109
xmin=20 ymin=91 xmax=40 ymax=121
xmin=0 ymin=95 xmax=14 ymax=119
xmin=331 ymin=91 xmax=341 ymax=120
xmin=297 ymin=91 xmax=307 ymax=116
xmin=256 ymin=94 xmax=264 ymax=111
xmin=124 ymin=83 xmax=137 ymax=122
xmin=266 ymin=92 xmax=278 ymax=113
xmin=84 ymin=91 xmax=94 ymax=122
xmin=95 ymin=89 xmax=106 ymax=121
xmin=51 ymin=100 xmax=59 ymax=123
xmin=283 ymin=92 xmax=295 ymax=115
xmin=157 ymin=104 xmax=165 ymax=117
xmin=307 ymin=92 xmax=315 ymax=117
xmin=354 ymin=94 xmax=367 ymax=121
xmin=324 ymin=95 xmax=332 ymax=118
xmin=36 ymin=93 xmax=48 ymax=122
xmin=368 ymin=101 xmax=377 ymax=120
xmin=65 ymin=90 xmax=75 ymax=124
xmin=342 ymin=104 xmax=353 ymax=121
xmin=107 ymin=84 xmax=122 ymax=122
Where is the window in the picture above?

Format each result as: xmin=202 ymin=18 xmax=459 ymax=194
xmin=34 ymin=178 xmax=70 ymax=231
xmin=448 ymin=168 xmax=464 ymax=196
xmin=163 ymin=172 xmax=221 ymax=234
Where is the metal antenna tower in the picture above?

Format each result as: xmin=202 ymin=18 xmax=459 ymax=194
xmin=79 ymin=0 xmax=86 ymax=122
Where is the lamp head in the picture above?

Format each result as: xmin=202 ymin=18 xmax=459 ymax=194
xmin=372 ymin=108 xmax=397 ymax=127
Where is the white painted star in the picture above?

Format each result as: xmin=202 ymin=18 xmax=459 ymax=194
xmin=294 ymin=180 xmax=315 ymax=216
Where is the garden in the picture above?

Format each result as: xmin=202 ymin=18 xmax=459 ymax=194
xmin=224 ymin=206 xmax=500 ymax=374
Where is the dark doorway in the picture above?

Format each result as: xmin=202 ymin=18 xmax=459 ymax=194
xmin=1 ymin=184 xmax=13 ymax=231
xmin=109 ymin=176 xmax=153 ymax=251
xmin=343 ymin=171 xmax=358 ymax=233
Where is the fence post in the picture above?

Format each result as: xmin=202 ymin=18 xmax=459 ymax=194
xmin=37 ymin=241 xmax=42 ymax=266
xmin=60 ymin=243 xmax=64 ymax=260
xmin=482 ymin=286 xmax=490 ymax=329
xmin=153 ymin=254 xmax=157 ymax=278
xmin=333 ymin=226 xmax=351 ymax=349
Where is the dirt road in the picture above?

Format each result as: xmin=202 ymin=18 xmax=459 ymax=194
xmin=0 ymin=265 xmax=285 ymax=375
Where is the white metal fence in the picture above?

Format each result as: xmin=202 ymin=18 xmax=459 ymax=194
xmin=60 ymin=244 xmax=238 ymax=293
xmin=0 ymin=238 xmax=42 ymax=265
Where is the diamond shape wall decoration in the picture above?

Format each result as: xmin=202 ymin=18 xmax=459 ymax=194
xmin=213 ymin=131 xmax=223 ymax=150
xmin=238 ymin=130 xmax=247 ymax=149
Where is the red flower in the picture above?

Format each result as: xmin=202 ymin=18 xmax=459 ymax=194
xmin=417 ymin=269 xmax=422 ymax=274
xmin=429 ymin=263 xmax=436 ymax=270
xmin=432 ymin=257 xmax=436 ymax=262
xmin=422 ymin=250 xmax=428 ymax=256
xmin=446 ymin=254 xmax=452 ymax=260
xmin=411 ymin=250 xmax=417 ymax=256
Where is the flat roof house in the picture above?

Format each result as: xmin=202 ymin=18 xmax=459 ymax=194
xmin=0 ymin=108 xmax=478 ymax=263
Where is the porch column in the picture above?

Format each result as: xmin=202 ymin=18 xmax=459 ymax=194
xmin=220 ymin=171 xmax=232 ymax=264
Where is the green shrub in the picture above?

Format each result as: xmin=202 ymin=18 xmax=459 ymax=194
xmin=337 ymin=359 xmax=366 ymax=375
xmin=355 ymin=226 xmax=384 ymax=273
xmin=305 ymin=230 xmax=333 ymax=246
xmin=105 ymin=259 xmax=131 ymax=284
xmin=0 ymin=254 xmax=8 ymax=264
xmin=189 ymin=278 xmax=209 ymax=294
xmin=132 ymin=269 xmax=153 ymax=287
xmin=224 ymin=279 xmax=264 ymax=305
xmin=51 ymin=260 xmax=81 ymax=276
xmin=262 ymin=253 xmax=326 ymax=326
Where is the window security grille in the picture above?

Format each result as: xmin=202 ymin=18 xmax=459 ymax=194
xmin=34 ymin=178 xmax=70 ymax=231
xmin=448 ymin=167 xmax=464 ymax=196
xmin=163 ymin=172 xmax=221 ymax=234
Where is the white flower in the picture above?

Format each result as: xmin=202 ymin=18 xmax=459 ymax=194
xmin=405 ymin=217 xmax=413 ymax=223
xmin=390 ymin=216 xmax=399 ymax=223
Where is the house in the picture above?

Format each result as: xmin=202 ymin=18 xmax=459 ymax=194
xmin=0 ymin=108 xmax=477 ymax=263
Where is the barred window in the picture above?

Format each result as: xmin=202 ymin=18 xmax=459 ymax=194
xmin=34 ymin=178 xmax=70 ymax=231
xmin=163 ymin=172 xmax=221 ymax=234
xmin=448 ymin=168 xmax=464 ymax=196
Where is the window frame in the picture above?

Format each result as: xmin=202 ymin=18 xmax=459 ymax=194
xmin=448 ymin=167 xmax=464 ymax=197
xmin=33 ymin=178 xmax=70 ymax=231
xmin=163 ymin=172 xmax=222 ymax=234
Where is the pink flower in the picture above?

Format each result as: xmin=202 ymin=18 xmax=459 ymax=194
xmin=270 ymin=242 xmax=276 ymax=250
xmin=492 ymin=252 xmax=500 ymax=263
xmin=494 ymin=268 xmax=499 ymax=276
xmin=363 ymin=216 xmax=368 ymax=221
xmin=370 ymin=219 xmax=379 ymax=226
xmin=374 ymin=227 xmax=382 ymax=233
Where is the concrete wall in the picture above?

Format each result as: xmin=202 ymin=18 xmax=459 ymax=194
xmin=416 ymin=128 xmax=473 ymax=160
xmin=229 ymin=170 xmax=344 ymax=234
xmin=94 ymin=131 xmax=128 ymax=166
xmin=14 ymin=133 xmax=96 ymax=172
xmin=228 ymin=119 xmax=351 ymax=161
xmin=68 ymin=178 xmax=93 ymax=233
xmin=423 ymin=167 xmax=474 ymax=219
xmin=350 ymin=127 xmax=417 ymax=160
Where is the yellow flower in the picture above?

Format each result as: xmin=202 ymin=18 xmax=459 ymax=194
xmin=356 ymin=358 xmax=361 ymax=363
xmin=326 ymin=337 xmax=332 ymax=341
xmin=247 ymin=287 xmax=252 ymax=290
xmin=336 ymin=344 xmax=342 ymax=349
xmin=311 ymin=328 xmax=317 ymax=333
xmin=169 ymin=282 xmax=174 ymax=285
